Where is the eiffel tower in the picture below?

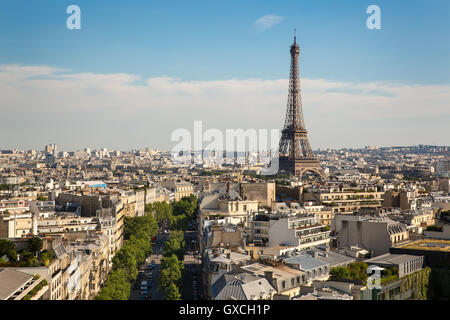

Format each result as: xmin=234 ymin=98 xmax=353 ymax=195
xmin=278 ymin=31 xmax=325 ymax=180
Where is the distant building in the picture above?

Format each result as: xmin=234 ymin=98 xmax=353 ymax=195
xmin=160 ymin=180 xmax=194 ymax=201
xmin=383 ymin=190 xmax=417 ymax=210
xmin=435 ymin=160 xmax=450 ymax=178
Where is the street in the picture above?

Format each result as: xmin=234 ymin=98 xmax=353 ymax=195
xmin=182 ymin=230 xmax=203 ymax=300
xmin=128 ymin=229 xmax=202 ymax=301
xmin=128 ymin=232 xmax=169 ymax=300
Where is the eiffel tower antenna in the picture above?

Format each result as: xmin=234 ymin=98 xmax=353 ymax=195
xmin=278 ymin=32 xmax=325 ymax=180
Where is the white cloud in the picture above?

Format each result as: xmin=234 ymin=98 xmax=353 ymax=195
xmin=253 ymin=15 xmax=286 ymax=31
xmin=0 ymin=64 xmax=449 ymax=150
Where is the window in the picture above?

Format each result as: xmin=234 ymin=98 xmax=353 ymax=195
xmin=282 ymin=281 xmax=286 ymax=289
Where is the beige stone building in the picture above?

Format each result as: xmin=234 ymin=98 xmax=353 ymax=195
xmin=0 ymin=212 xmax=33 ymax=238
xmin=333 ymin=215 xmax=409 ymax=257
xmin=240 ymin=182 xmax=276 ymax=208
xmin=241 ymin=263 xmax=306 ymax=299
xmin=318 ymin=189 xmax=384 ymax=214
xmin=160 ymin=180 xmax=194 ymax=201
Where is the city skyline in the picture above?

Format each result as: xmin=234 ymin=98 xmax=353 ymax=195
xmin=0 ymin=0 xmax=449 ymax=151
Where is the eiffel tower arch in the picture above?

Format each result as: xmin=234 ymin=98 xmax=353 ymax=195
xmin=278 ymin=31 xmax=326 ymax=181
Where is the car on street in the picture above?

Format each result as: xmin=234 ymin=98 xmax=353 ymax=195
xmin=141 ymin=280 xmax=147 ymax=292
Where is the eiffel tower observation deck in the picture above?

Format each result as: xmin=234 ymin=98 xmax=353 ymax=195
xmin=278 ymin=31 xmax=326 ymax=180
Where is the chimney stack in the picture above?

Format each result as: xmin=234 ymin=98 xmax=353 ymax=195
xmin=264 ymin=270 xmax=274 ymax=286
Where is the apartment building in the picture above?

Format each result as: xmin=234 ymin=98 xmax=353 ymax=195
xmin=0 ymin=211 xmax=33 ymax=238
xmin=199 ymin=191 xmax=259 ymax=231
xmin=283 ymin=254 xmax=330 ymax=283
xmin=203 ymin=247 xmax=251 ymax=299
xmin=212 ymin=271 xmax=276 ymax=300
xmin=383 ymin=190 xmax=418 ymax=210
xmin=251 ymin=212 xmax=331 ymax=251
xmin=333 ymin=215 xmax=409 ymax=257
xmin=241 ymin=263 xmax=306 ymax=298
xmin=317 ymin=188 xmax=384 ymax=214
xmin=303 ymin=201 xmax=334 ymax=226
xmin=160 ymin=180 xmax=194 ymax=201
xmin=364 ymin=253 xmax=424 ymax=278
xmin=383 ymin=208 xmax=435 ymax=229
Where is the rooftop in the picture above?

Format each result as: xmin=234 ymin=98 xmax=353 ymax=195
xmin=397 ymin=239 xmax=450 ymax=252
xmin=365 ymin=253 xmax=422 ymax=265
xmin=241 ymin=262 xmax=304 ymax=280
xmin=0 ymin=268 xmax=33 ymax=300
xmin=283 ymin=254 xmax=329 ymax=271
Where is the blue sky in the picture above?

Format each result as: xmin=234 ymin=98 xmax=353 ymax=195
xmin=0 ymin=0 xmax=449 ymax=150
xmin=1 ymin=0 xmax=449 ymax=83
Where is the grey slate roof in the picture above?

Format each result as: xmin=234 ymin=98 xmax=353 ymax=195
xmin=213 ymin=271 xmax=276 ymax=300
xmin=306 ymin=248 xmax=355 ymax=267
xmin=283 ymin=254 xmax=329 ymax=271
xmin=365 ymin=253 xmax=421 ymax=266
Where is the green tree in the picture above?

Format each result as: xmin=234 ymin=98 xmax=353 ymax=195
xmin=163 ymin=231 xmax=185 ymax=261
xmin=0 ymin=239 xmax=17 ymax=261
xmin=112 ymin=247 xmax=138 ymax=281
xmin=95 ymin=212 xmax=159 ymax=300
xmin=19 ymin=250 xmax=38 ymax=266
xmin=28 ymin=237 xmax=43 ymax=254
xmin=152 ymin=201 xmax=173 ymax=228
xmin=36 ymin=195 xmax=47 ymax=201
xmin=172 ymin=200 xmax=194 ymax=218
xmin=159 ymin=255 xmax=183 ymax=291
xmin=329 ymin=266 xmax=351 ymax=281
xmin=347 ymin=262 xmax=368 ymax=283
xmin=39 ymin=250 xmax=55 ymax=266
xmin=96 ymin=269 xmax=130 ymax=300
xmin=165 ymin=282 xmax=181 ymax=300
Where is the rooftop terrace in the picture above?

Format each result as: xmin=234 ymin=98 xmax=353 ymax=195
xmin=397 ymin=239 xmax=450 ymax=252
